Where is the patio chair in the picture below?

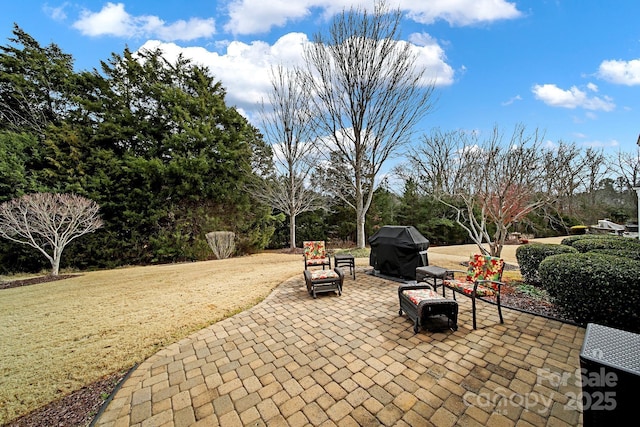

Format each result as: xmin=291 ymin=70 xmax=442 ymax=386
xmin=442 ymin=254 xmax=505 ymax=329
xmin=303 ymin=240 xmax=331 ymax=270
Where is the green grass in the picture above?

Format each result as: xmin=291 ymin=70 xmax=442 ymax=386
xmin=333 ymin=247 xmax=370 ymax=258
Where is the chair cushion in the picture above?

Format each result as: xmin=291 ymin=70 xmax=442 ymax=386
xmin=310 ymin=269 xmax=339 ymax=280
xmin=465 ymin=254 xmax=504 ymax=282
xmin=304 ymin=241 xmax=327 ymax=259
xmin=484 ymin=257 xmax=504 ymax=281
xmin=306 ymin=258 xmax=329 ymax=266
xmin=444 ymin=279 xmax=496 ymax=297
xmin=402 ymin=288 xmax=443 ymax=306
xmin=466 ymin=254 xmax=486 ymax=282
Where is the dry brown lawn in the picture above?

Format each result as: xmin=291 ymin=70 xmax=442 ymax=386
xmin=0 ymin=253 xmax=307 ymax=424
xmin=0 ymin=237 xmax=565 ymax=424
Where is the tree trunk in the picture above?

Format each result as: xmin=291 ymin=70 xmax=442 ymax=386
xmin=491 ymin=225 xmax=509 ymax=258
xmin=290 ymin=214 xmax=297 ymax=250
xmin=51 ymin=255 xmax=60 ymax=276
xmin=356 ymin=210 xmax=366 ymax=249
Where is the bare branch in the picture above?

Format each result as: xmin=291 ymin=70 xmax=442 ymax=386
xmin=251 ymin=65 xmax=325 ymax=249
xmin=301 ymin=1 xmax=436 ymax=247
xmin=205 ymin=231 xmax=235 ymax=259
xmin=407 ymin=124 xmax=548 ymax=257
xmin=0 ymin=193 xmax=103 ymax=275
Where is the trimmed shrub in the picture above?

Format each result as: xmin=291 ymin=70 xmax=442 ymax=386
xmin=515 ymin=243 xmax=577 ymax=287
xmin=539 ymin=252 xmax=640 ymax=332
xmin=570 ymin=235 xmax=640 ymax=254
xmin=560 ymin=234 xmax=606 ymax=246
xmin=560 ymin=234 xmax=640 ymax=248
xmin=569 ymin=225 xmax=588 ymax=235
xmin=589 ymin=248 xmax=640 ymax=262
xmin=206 ymin=231 xmax=236 ymax=259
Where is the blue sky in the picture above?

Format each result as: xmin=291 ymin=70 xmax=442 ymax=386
xmin=2 ymin=0 xmax=640 ymax=156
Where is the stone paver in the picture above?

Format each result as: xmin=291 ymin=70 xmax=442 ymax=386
xmin=94 ymin=269 xmax=585 ymax=426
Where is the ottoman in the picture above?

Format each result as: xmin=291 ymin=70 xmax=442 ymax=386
xmin=398 ymin=283 xmax=458 ymax=333
xmin=303 ymin=267 xmax=344 ymax=298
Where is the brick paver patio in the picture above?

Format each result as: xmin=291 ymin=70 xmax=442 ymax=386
xmin=94 ymin=269 xmax=585 ymax=426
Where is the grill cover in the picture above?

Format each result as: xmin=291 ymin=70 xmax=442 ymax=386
xmin=368 ymin=225 xmax=429 ymax=280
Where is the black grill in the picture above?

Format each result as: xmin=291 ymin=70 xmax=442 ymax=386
xmin=368 ymin=226 xmax=429 ymax=280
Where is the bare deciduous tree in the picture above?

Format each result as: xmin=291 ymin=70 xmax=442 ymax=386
xmin=540 ymin=142 xmax=584 ymax=214
xmin=541 ymin=143 xmax=609 ymax=223
xmin=611 ymin=148 xmax=640 ymax=225
xmin=301 ymin=1 xmax=436 ymax=248
xmin=615 ymin=148 xmax=640 ymax=190
xmin=407 ymin=124 xmax=548 ymax=257
xmin=251 ymin=65 xmax=326 ymax=249
xmin=0 ymin=193 xmax=103 ymax=275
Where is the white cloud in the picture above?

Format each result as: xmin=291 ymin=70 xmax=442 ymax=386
xmin=43 ymin=2 xmax=69 ymax=21
xmin=532 ymin=83 xmax=615 ymax=111
xmin=407 ymin=33 xmax=454 ymax=86
xmin=501 ymin=95 xmax=522 ymax=106
xmin=224 ymin=0 xmax=522 ymax=35
xmin=72 ymin=2 xmax=215 ymax=41
xmin=224 ymin=0 xmax=313 ymax=34
xmin=542 ymin=137 xmax=619 ymax=151
xmin=137 ymin=33 xmax=308 ymax=114
xmin=597 ymin=58 xmax=640 ymax=86
xmin=400 ymin=0 xmax=522 ymax=26
xmin=73 ymin=2 xmax=131 ymax=37
xmin=583 ymin=138 xmax=619 ymax=148
xmin=138 ymin=30 xmax=453 ymax=116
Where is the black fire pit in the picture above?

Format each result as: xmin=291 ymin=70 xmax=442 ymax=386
xmin=368 ymin=225 xmax=429 ymax=280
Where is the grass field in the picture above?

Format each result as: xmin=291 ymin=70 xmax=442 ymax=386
xmin=0 ymin=253 xmax=306 ymax=424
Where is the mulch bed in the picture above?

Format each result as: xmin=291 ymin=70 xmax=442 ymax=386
xmin=498 ymin=281 xmax=570 ymax=320
xmin=0 ymin=274 xmax=78 ymax=290
xmin=5 ymin=371 xmax=129 ymax=427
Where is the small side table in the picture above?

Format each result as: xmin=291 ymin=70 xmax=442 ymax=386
xmin=334 ymin=254 xmax=356 ymax=279
xmin=415 ymin=265 xmax=452 ymax=297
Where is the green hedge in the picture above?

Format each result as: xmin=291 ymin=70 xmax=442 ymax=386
xmin=561 ymin=234 xmax=603 ymax=246
xmin=515 ymin=243 xmax=577 ymax=287
xmin=569 ymin=236 xmax=640 ymax=254
xmin=588 ymin=248 xmax=640 ymax=262
xmin=539 ymin=252 xmax=640 ymax=332
xmin=560 ymin=234 xmax=640 ymax=248
xmin=569 ymin=225 xmax=588 ymax=235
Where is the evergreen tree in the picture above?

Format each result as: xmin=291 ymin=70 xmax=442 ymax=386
xmin=0 ymin=24 xmax=75 ymax=134
xmin=0 ymin=28 xmax=276 ymax=272
xmin=68 ymin=47 xmax=274 ymax=265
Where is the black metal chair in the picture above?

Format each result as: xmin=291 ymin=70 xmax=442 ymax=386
xmin=442 ymin=254 xmax=505 ymax=329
